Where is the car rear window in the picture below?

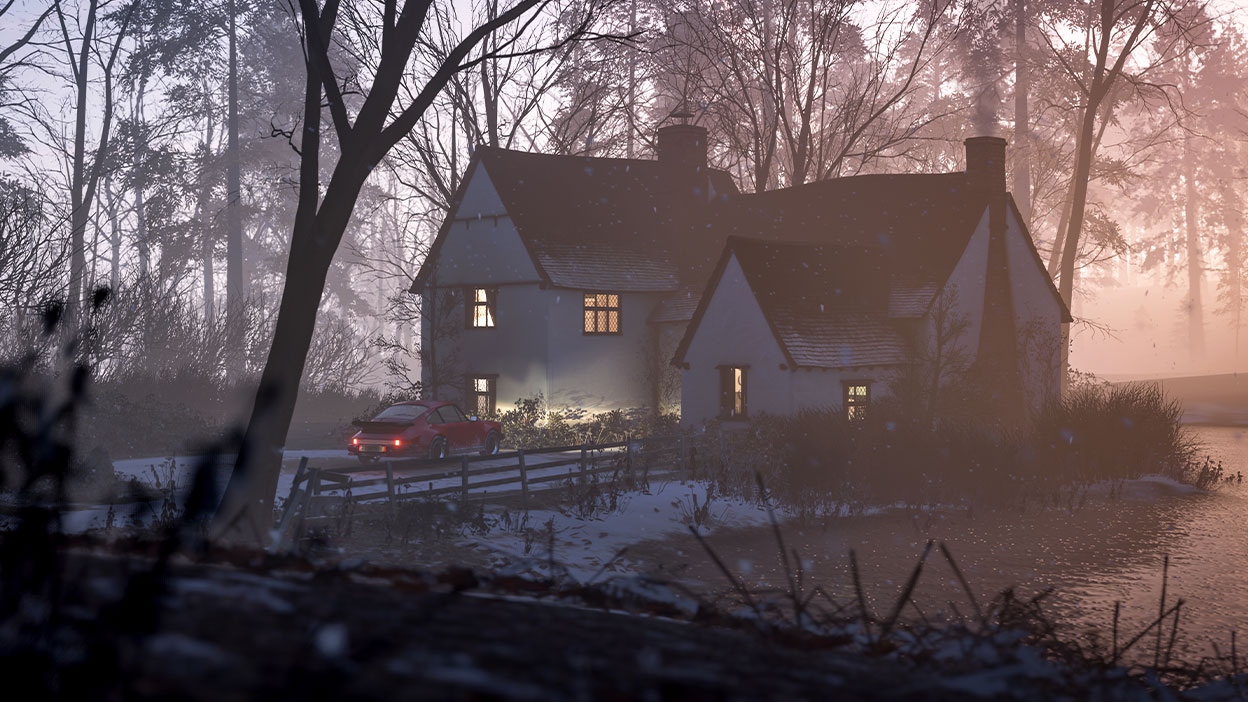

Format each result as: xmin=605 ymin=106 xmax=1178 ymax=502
xmin=373 ymin=405 xmax=428 ymax=422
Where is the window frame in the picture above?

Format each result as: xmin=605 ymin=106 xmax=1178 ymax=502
xmin=582 ymin=291 xmax=622 ymax=335
xmin=843 ymin=381 xmax=871 ymax=421
xmin=465 ymin=287 xmax=497 ymax=329
xmin=466 ymin=374 xmax=498 ymax=418
xmin=718 ymin=365 xmax=749 ymax=420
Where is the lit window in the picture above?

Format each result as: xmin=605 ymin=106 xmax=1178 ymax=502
xmin=467 ymin=287 xmax=496 ymax=328
xmin=583 ymin=292 xmax=620 ymax=334
xmin=467 ymin=375 xmax=497 ymax=417
xmin=844 ymin=382 xmax=870 ymax=421
xmin=719 ymin=366 xmax=747 ymax=419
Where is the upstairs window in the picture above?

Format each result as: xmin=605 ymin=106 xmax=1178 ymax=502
xmin=719 ymin=366 xmax=748 ymax=419
xmin=844 ymin=382 xmax=870 ymax=421
xmin=467 ymin=287 xmax=496 ymax=328
xmin=467 ymin=375 xmax=497 ymax=417
xmin=583 ymin=292 xmax=621 ymax=335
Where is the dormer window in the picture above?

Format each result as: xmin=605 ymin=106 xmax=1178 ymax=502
xmin=583 ymin=292 xmax=620 ymax=335
xmin=467 ymin=287 xmax=496 ymax=328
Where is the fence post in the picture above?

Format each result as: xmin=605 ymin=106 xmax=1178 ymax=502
xmin=276 ymin=456 xmax=309 ymax=531
xmin=518 ymin=449 xmax=529 ymax=509
xmin=385 ymin=463 xmax=396 ymax=518
xmin=460 ymin=456 xmax=470 ymax=498
xmin=680 ymin=434 xmax=688 ymax=476
xmin=579 ymin=447 xmax=588 ymax=483
xmin=295 ymin=468 xmax=321 ymax=543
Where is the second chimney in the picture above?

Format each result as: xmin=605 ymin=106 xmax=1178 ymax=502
xmin=964 ymin=136 xmax=1007 ymax=197
xmin=657 ymin=122 xmax=708 ymax=201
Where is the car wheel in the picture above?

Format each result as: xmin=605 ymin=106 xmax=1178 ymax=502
xmin=480 ymin=431 xmax=501 ymax=456
xmin=428 ymin=437 xmax=448 ymax=460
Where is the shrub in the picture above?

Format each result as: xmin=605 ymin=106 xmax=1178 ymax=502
xmin=699 ymin=381 xmax=1204 ymax=514
xmin=496 ymin=395 xmax=679 ymax=450
xmin=1030 ymin=382 xmax=1198 ymax=486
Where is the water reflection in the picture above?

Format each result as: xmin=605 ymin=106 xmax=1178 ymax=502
xmin=656 ymin=426 xmax=1248 ymax=659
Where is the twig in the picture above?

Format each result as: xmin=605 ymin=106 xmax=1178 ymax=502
xmin=880 ymin=540 xmax=933 ymax=636
xmin=687 ymin=525 xmax=761 ymax=620
xmin=1113 ymin=601 xmax=1121 ymax=662
xmin=1156 ymin=554 xmax=1169 ymax=669
xmin=1116 ymin=599 xmax=1185 ymax=662
xmin=938 ymin=542 xmax=985 ymax=629
xmin=586 ymin=546 xmax=629 ymax=585
xmin=849 ymin=549 xmax=874 ymax=640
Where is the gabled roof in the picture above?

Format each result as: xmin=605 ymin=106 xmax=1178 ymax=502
xmin=412 ymin=146 xmax=738 ymax=292
xmin=674 ymin=238 xmax=911 ymax=370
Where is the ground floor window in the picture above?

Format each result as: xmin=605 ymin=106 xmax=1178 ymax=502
xmin=844 ymin=381 xmax=870 ymax=420
xmin=719 ymin=366 xmax=748 ymax=419
xmin=467 ymin=374 xmax=497 ymax=417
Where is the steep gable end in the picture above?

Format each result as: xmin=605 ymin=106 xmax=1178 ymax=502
xmin=412 ymin=158 xmax=544 ymax=289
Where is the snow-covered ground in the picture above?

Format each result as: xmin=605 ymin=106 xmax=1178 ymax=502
xmin=462 ymin=479 xmax=788 ymax=583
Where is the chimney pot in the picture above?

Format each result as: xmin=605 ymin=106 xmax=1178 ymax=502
xmin=964 ymin=136 xmax=1007 ymax=197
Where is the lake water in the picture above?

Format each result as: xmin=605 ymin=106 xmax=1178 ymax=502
xmin=646 ymin=425 xmax=1248 ymax=661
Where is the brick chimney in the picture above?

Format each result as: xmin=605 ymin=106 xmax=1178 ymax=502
xmin=657 ymin=120 xmax=709 ymax=203
xmin=655 ymin=113 xmax=710 ymax=265
xmin=964 ymin=136 xmax=1007 ymax=197
xmin=965 ymin=135 xmax=1025 ymax=423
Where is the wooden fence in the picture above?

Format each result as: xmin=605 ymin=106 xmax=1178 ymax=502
xmin=272 ymin=434 xmax=690 ymax=549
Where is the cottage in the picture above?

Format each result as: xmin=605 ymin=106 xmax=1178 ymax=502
xmin=675 ymin=137 xmax=1072 ymax=425
xmin=410 ymin=122 xmax=736 ymax=415
xmin=411 ymin=123 xmax=1070 ymax=423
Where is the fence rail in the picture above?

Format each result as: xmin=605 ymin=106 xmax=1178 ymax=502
xmin=272 ymin=434 xmax=689 ymax=550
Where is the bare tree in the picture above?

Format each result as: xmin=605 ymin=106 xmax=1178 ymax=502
xmin=661 ymin=0 xmax=968 ymax=192
xmin=1039 ymin=0 xmax=1203 ymax=377
xmin=212 ymin=0 xmax=625 ymax=543
xmin=54 ymin=0 xmax=135 ymax=325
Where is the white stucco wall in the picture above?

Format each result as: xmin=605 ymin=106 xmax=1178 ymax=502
xmin=680 ymin=255 xmax=792 ymax=425
xmin=789 ymin=366 xmax=901 ymax=414
xmin=428 ymin=166 xmax=542 ymax=286
xmin=543 ymin=289 xmax=665 ymax=411
xmin=422 ymin=161 xmax=668 ymax=413
xmin=1005 ymin=208 xmax=1064 ymax=413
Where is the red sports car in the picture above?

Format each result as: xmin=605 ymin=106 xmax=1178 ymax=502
xmin=348 ymin=401 xmax=503 ymax=462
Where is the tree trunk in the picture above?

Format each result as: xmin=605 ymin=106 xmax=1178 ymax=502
xmin=66 ymin=0 xmax=99 ymax=324
xmin=226 ymin=0 xmax=245 ymax=380
xmin=1012 ymin=0 xmax=1031 ymax=226
xmin=132 ymin=69 xmax=150 ymax=278
xmin=1224 ymin=182 xmax=1243 ymax=367
xmin=199 ymin=86 xmax=217 ymax=321
xmin=1183 ymin=132 xmax=1204 ymax=361
xmin=1056 ymin=91 xmax=1101 ymax=385
xmin=213 ymin=159 xmax=370 ymax=542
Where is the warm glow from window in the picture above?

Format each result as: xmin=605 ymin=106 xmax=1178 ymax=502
xmin=720 ymin=366 xmax=747 ymax=418
xmin=470 ymin=288 xmax=496 ymax=328
xmin=845 ymin=383 xmax=870 ymax=421
xmin=583 ymin=292 xmax=620 ymax=334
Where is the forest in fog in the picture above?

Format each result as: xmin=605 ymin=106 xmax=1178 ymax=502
xmin=0 ymin=0 xmax=1245 ymax=399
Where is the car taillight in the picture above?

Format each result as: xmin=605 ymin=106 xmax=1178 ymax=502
xmin=394 ymin=439 xmax=402 ymax=447
xmin=352 ymin=438 xmax=359 ymax=445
